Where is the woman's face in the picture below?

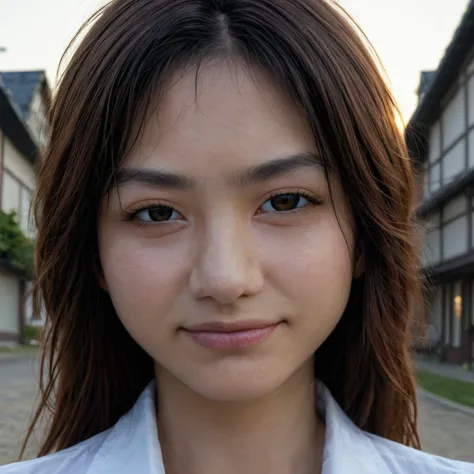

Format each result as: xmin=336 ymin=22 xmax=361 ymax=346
xmin=98 ymin=62 xmax=356 ymax=401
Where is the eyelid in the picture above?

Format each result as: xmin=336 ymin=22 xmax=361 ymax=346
xmin=120 ymin=189 xmax=323 ymax=222
xmin=254 ymin=190 xmax=324 ymax=219
xmin=121 ymin=200 xmax=182 ymax=221
xmin=124 ymin=199 xmax=175 ymax=212
xmin=258 ymin=188 xmax=323 ymax=206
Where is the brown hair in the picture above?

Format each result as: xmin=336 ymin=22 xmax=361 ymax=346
xmin=23 ymin=0 xmax=421 ymax=458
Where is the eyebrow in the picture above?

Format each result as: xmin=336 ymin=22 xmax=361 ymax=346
xmin=232 ymin=152 xmax=324 ymax=187
xmin=115 ymin=152 xmax=324 ymax=190
xmin=115 ymin=167 xmax=195 ymax=189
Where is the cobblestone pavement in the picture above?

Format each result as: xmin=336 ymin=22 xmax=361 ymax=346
xmin=418 ymin=391 xmax=474 ymax=462
xmin=1 ymin=357 xmax=474 ymax=466
xmin=0 ymin=356 xmax=42 ymax=465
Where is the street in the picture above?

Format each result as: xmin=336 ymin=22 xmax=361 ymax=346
xmin=1 ymin=357 xmax=473 ymax=465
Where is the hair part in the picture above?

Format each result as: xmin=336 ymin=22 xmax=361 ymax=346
xmin=22 ymin=0 xmax=421 ymax=458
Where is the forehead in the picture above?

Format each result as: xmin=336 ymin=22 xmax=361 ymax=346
xmin=125 ymin=60 xmax=316 ymax=174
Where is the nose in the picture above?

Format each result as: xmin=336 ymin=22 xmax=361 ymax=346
xmin=189 ymin=217 xmax=264 ymax=304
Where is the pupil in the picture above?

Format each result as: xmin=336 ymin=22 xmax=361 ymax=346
xmin=271 ymin=194 xmax=299 ymax=211
xmin=149 ymin=207 xmax=172 ymax=221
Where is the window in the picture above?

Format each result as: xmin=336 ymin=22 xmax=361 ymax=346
xmin=442 ymin=141 xmax=465 ymax=186
xmin=443 ymin=195 xmax=467 ymax=221
xmin=423 ymin=229 xmax=441 ymax=265
xmin=442 ymin=89 xmax=465 ymax=149
xmin=443 ymin=216 xmax=468 ymax=259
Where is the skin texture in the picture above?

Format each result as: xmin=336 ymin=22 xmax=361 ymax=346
xmin=98 ymin=61 xmax=356 ymax=474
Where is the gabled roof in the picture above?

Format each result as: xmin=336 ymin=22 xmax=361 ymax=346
xmin=0 ymin=70 xmax=45 ymax=121
xmin=406 ymin=0 xmax=474 ymax=158
xmin=0 ymin=74 xmax=38 ymax=163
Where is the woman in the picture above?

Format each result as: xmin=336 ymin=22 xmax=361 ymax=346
xmin=2 ymin=0 xmax=473 ymax=473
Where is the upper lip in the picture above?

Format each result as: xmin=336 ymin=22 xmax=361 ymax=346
xmin=183 ymin=320 xmax=279 ymax=333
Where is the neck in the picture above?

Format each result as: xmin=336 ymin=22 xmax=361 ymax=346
xmin=155 ymin=362 xmax=324 ymax=474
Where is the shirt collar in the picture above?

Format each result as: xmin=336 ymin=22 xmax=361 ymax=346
xmin=87 ymin=380 xmax=390 ymax=474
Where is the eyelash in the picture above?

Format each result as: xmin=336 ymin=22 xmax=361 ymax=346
xmin=121 ymin=200 xmax=177 ymax=223
xmin=263 ymin=190 xmax=323 ymax=209
xmin=122 ymin=190 xmax=324 ymax=225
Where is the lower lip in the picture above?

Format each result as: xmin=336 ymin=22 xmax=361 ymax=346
xmin=184 ymin=324 xmax=279 ymax=350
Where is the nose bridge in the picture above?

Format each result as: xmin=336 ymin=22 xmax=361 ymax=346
xmin=190 ymin=211 xmax=263 ymax=303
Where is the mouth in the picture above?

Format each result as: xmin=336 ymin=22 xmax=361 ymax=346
xmin=181 ymin=320 xmax=283 ymax=350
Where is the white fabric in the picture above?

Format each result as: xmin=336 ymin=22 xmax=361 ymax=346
xmin=2 ymin=380 xmax=473 ymax=473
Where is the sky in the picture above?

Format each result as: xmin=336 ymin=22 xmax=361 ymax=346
xmin=0 ymin=0 xmax=471 ymax=122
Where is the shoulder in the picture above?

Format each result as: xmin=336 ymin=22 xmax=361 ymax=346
xmin=0 ymin=382 xmax=159 ymax=474
xmin=317 ymin=380 xmax=474 ymax=473
xmin=366 ymin=432 xmax=474 ymax=474
xmin=0 ymin=430 xmax=110 ymax=474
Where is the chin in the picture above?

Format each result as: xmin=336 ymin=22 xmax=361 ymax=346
xmin=184 ymin=361 xmax=292 ymax=402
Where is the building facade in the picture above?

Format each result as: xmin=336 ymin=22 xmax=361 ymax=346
xmin=0 ymin=70 xmax=49 ymax=343
xmin=407 ymin=1 xmax=474 ymax=366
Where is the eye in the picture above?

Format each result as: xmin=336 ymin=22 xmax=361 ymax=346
xmin=134 ymin=206 xmax=182 ymax=222
xmin=259 ymin=193 xmax=313 ymax=213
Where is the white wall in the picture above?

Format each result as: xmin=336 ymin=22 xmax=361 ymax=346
xmin=2 ymin=137 xmax=36 ymax=235
xmin=0 ymin=271 xmax=20 ymax=334
xmin=2 ymin=172 xmax=20 ymax=216
xmin=3 ymin=137 xmax=35 ymax=190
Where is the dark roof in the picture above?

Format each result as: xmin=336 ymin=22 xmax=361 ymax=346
xmin=406 ymin=1 xmax=474 ymax=158
xmin=416 ymin=71 xmax=436 ymax=97
xmin=0 ymin=76 xmax=38 ymax=163
xmin=0 ymin=70 xmax=45 ymax=120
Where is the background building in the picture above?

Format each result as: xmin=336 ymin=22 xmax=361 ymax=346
xmin=0 ymin=70 xmax=49 ymax=344
xmin=407 ymin=1 xmax=474 ymax=366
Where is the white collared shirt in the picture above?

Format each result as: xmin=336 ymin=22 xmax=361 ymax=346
xmin=2 ymin=380 xmax=473 ymax=473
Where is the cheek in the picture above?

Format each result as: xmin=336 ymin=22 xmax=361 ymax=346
xmin=98 ymin=232 xmax=189 ymax=331
xmin=261 ymin=215 xmax=353 ymax=331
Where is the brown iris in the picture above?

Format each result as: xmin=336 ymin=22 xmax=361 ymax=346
xmin=269 ymin=194 xmax=300 ymax=211
xmin=148 ymin=207 xmax=174 ymax=221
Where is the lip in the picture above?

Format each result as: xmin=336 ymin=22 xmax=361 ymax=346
xmin=182 ymin=320 xmax=281 ymax=350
